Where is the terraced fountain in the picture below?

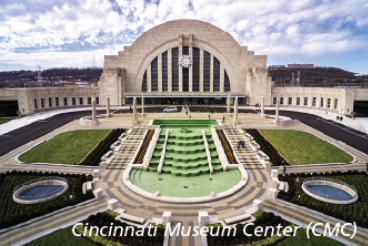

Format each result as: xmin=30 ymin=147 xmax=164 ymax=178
xmin=129 ymin=120 xmax=242 ymax=197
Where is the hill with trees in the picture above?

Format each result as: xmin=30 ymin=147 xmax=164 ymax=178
xmin=269 ymin=67 xmax=368 ymax=87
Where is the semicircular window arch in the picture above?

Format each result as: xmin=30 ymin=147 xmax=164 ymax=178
xmin=141 ymin=46 xmax=231 ymax=93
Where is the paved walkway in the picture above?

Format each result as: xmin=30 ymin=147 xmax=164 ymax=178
xmin=1 ymin=112 xmax=368 ymax=246
xmin=99 ymin=124 xmax=274 ymax=246
xmin=0 ymin=199 xmax=107 ymax=246
xmin=262 ymin=199 xmax=368 ymax=246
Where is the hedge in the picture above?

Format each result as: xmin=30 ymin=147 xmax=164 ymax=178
xmin=78 ymin=128 xmax=124 ymax=166
xmin=0 ymin=171 xmax=93 ymax=229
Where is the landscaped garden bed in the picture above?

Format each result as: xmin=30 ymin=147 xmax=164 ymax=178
xmin=19 ymin=129 xmax=125 ymax=166
xmin=134 ymin=130 xmax=154 ymax=164
xmin=0 ymin=171 xmax=94 ymax=229
xmin=217 ymin=130 xmax=238 ymax=164
xmin=79 ymin=128 xmax=125 ymax=166
xmin=259 ymin=130 xmax=352 ymax=165
xmin=245 ymin=129 xmax=290 ymax=166
xmin=19 ymin=130 xmax=111 ymax=165
xmin=278 ymin=171 xmax=368 ymax=228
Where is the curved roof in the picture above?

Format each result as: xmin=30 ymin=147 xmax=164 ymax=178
xmin=130 ymin=19 xmax=239 ymax=49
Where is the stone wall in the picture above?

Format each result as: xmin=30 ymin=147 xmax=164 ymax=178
xmin=0 ymin=87 xmax=100 ymax=114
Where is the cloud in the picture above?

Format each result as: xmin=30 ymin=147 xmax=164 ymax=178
xmin=0 ymin=0 xmax=367 ymax=70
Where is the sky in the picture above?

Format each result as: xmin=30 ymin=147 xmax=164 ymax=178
xmin=0 ymin=0 xmax=367 ymax=73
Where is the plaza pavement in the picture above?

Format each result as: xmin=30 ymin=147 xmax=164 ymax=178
xmin=0 ymin=110 xmax=368 ymax=245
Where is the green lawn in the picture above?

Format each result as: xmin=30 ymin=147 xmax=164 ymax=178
xmin=19 ymin=130 xmax=110 ymax=164
xmin=0 ymin=119 xmax=12 ymax=125
xmin=276 ymin=228 xmax=343 ymax=246
xmin=26 ymin=227 xmax=96 ymax=246
xmin=259 ymin=130 xmax=353 ymax=165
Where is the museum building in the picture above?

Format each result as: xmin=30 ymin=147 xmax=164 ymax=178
xmin=0 ymin=20 xmax=367 ymax=115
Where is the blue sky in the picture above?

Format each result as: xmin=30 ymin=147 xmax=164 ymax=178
xmin=0 ymin=0 xmax=367 ymax=73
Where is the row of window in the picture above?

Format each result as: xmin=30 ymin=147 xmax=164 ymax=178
xmin=273 ymin=96 xmax=338 ymax=109
xmin=34 ymin=97 xmax=99 ymax=109
xmin=142 ymin=46 xmax=231 ymax=92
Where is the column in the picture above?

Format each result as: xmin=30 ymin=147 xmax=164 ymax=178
xmin=92 ymin=98 xmax=99 ymax=126
xmin=275 ymin=100 xmax=279 ymax=125
xmin=158 ymin=53 xmax=162 ymax=92
xmin=261 ymin=96 xmax=265 ymax=116
xmin=141 ymin=94 xmax=144 ymax=117
xmin=233 ymin=97 xmax=238 ymax=125
xmin=210 ymin=54 xmax=214 ymax=92
xmin=168 ymin=49 xmax=172 ymax=92
xmin=178 ymin=36 xmax=183 ymax=92
xmin=133 ymin=97 xmax=138 ymax=124
xmin=200 ymin=49 xmax=204 ymax=92
xmin=189 ymin=35 xmax=193 ymax=92
xmin=227 ymin=95 xmax=231 ymax=113
xmin=106 ymin=96 xmax=110 ymax=117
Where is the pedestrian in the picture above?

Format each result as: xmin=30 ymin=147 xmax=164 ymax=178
xmin=189 ymin=115 xmax=191 ymax=119
xmin=209 ymin=114 xmax=211 ymax=119
xmin=341 ymin=117 xmax=343 ymax=122
xmin=336 ymin=115 xmax=339 ymax=121
xmin=205 ymin=107 xmax=207 ymax=113
xmin=129 ymin=106 xmax=132 ymax=113
xmin=223 ymin=116 xmax=225 ymax=122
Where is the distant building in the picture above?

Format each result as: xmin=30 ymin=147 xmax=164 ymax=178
xmin=268 ymin=65 xmax=285 ymax=71
xmin=354 ymin=73 xmax=368 ymax=77
xmin=288 ymin=63 xmax=314 ymax=69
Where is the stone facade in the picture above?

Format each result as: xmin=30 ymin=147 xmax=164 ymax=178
xmin=99 ymin=19 xmax=272 ymax=106
xmin=0 ymin=87 xmax=100 ymax=115
xmin=271 ymin=87 xmax=368 ymax=114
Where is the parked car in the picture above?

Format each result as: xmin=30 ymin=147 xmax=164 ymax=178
xmin=163 ymin=106 xmax=178 ymax=113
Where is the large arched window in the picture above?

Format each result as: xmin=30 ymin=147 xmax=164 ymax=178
xmin=142 ymin=46 xmax=231 ymax=93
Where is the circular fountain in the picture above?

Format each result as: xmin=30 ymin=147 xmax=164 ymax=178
xmin=13 ymin=177 xmax=69 ymax=204
xmin=302 ymin=177 xmax=358 ymax=204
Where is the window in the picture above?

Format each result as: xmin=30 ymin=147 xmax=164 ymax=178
xmin=312 ymin=97 xmax=316 ymax=106
xmin=72 ymin=97 xmax=76 ymax=106
xmin=213 ymin=57 xmax=220 ymax=92
xmin=41 ymin=98 xmax=44 ymax=108
xmin=96 ymin=97 xmax=99 ymax=104
xmin=320 ymin=97 xmax=324 ymax=107
xmin=224 ymin=70 xmax=231 ymax=92
xmin=192 ymin=48 xmax=200 ymax=92
xmin=79 ymin=97 xmax=84 ymax=105
xmin=171 ymin=47 xmax=179 ymax=92
xmin=288 ymin=97 xmax=292 ymax=105
xmin=304 ymin=97 xmax=308 ymax=106
xmin=280 ymin=97 xmax=284 ymax=105
xmin=88 ymin=97 xmax=92 ymax=105
xmin=273 ymin=97 xmax=277 ymax=104
xmin=296 ymin=97 xmax=300 ymax=105
xmin=55 ymin=97 xmax=59 ymax=107
xmin=162 ymin=51 xmax=168 ymax=92
xmin=203 ymin=51 xmax=211 ymax=92
xmin=142 ymin=71 xmax=147 ymax=92
xmin=48 ymin=97 xmax=52 ymax=107
xmin=34 ymin=99 xmax=38 ymax=109
xmin=334 ymin=99 xmax=338 ymax=109
xmin=151 ymin=57 xmax=158 ymax=92
xmin=64 ymin=97 xmax=68 ymax=106
xmin=327 ymin=98 xmax=331 ymax=108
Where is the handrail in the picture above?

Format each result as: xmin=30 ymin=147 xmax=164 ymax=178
xmin=202 ymin=129 xmax=213 ymax=174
